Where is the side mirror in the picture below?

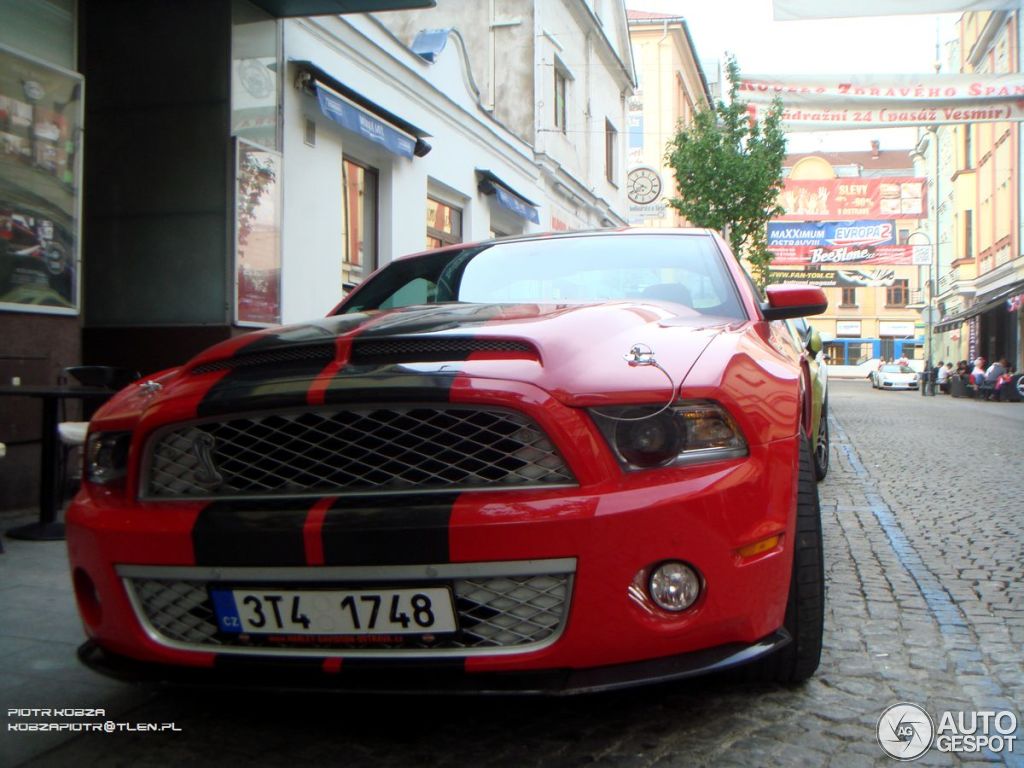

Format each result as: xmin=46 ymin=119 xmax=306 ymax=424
xmin=761 ymin=284 xmax=828 ymax=321
xmin=808 ymin=330 xmax=823 ymax=356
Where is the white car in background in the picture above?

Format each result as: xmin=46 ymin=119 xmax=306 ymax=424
xmin=870 ymin=364 xmax=919 ymax=390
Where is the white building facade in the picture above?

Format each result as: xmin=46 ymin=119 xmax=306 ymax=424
xmin=277 ymin=3 xmax=635 ymax=324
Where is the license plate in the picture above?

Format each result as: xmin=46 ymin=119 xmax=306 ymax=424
xmin=210 ymin=587 xmax=457 ymax=636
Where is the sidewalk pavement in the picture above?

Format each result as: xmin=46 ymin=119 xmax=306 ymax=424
xmin=0 ymin=508 xmax=151 ymax=767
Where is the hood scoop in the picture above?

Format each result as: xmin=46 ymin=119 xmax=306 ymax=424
xmin=190 ymin=343 xmax=336 ymax=375
xmin=190 ymin=337 xmax=537 ymax=375
xmin=349 ymin=337 xmax=536 ymax=365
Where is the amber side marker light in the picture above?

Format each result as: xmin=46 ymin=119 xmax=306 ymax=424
xmin=737 ymin=534 xmax=782 ymax=559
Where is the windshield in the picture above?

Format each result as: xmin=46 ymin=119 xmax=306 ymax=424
xmin=339 ymin=233 xmax=745 ymax=320
xmin=881 ymin=365 xmax=915 ymax=374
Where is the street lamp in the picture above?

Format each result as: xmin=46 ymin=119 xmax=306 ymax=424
xmin=908 ymin=230 xmax=936 ymax=395
xmin=910 ymin=125 xmax=940 ymax=397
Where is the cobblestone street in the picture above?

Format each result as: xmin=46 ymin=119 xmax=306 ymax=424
xmin=4 ymin=379 xmax=1022 ymax=767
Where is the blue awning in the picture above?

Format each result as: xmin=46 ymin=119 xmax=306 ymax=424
xmin=477 ymin=169 xmax=540 ymax=224
xmin=315 ymin=84 xmax=417 ymax=159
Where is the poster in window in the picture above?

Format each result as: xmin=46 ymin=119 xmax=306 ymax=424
xmin=0 ymin=44 xmax=83 ymax=315
xmin=235 ymin=139 xmax=281 ymax=325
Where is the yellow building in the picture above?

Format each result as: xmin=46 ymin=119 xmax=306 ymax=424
xmin=625 ymin=11 xmax=711 ymax=227
xmin=931 ymin=9 xmax=1023 ymax=371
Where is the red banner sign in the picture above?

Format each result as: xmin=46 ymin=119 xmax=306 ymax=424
xmin=768 ymin=244 xmax=918 ymax=266
xmin=777 ymin=178 xmax=926 ymax=221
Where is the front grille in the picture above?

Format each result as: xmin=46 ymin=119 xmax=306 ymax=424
xmin=143 ymin=406 xmax=575 ymax=499
xmin=123 ymin=561 xmax=574 ymax=656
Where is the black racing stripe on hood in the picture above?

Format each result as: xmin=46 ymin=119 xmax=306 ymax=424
xmin=196 ymin=333 xmax=343 ymax=418
xmin=192 ymin=501 xmax=312 ymax=566
xmin=319 ymin=493 xmax=459 ymax=566
xmin=347 ymin=303 xmax=515 ymax=338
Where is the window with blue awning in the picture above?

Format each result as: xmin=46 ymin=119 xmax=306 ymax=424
xmin=477 ymin=170 xmax=540 ymax=224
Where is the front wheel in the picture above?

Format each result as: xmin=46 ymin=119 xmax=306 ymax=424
xmin=749 ymin=436 xmax=825 ymax=683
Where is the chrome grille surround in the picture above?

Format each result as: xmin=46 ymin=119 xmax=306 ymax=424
xmin=141 ymin=405 xmax=576 ymax=500
xmin=119 ymin=560 xmax=575 ymax=658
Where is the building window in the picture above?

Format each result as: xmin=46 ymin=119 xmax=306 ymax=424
xmin=554 ymin=61 xmax=568 ymax=133
xmin=964 ymin=209 xmax=973 ymax=259
xmin=898 ymin=229 xmax=910 ymax=245
xmin=841 ymin=287 xmax=857 ymax=306
xmin=964 ymin=126 xmax=973 ymax=169
xmin=342 ymin=158 xmax=378 ymax=284
xmin=886 ymin=279 xmax=909 ymax=307
xmin=605 ymin=119 xmax=618 ymax=185
xmin=427 ymin=196 xmax=462 ymax=249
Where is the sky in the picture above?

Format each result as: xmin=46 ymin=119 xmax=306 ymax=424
xmin=625 ymin=0 xmax=962 ymax=152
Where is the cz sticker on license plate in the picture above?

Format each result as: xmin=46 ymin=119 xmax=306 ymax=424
xmin=210 ymin=587 xmax=457 ymax=636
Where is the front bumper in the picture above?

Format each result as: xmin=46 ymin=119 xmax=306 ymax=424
xmin=78 ymin=630 xmax=790 ymax=695
xmin=67 ymin=435 xmax=799 ymax=685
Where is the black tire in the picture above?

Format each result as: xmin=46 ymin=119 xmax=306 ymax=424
xmin=749 ymin=436 xmax=824 ymax=683
xmin=813 ymin=399 xmax=829 ymax=481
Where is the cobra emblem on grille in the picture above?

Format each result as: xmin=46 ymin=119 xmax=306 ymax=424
xmin=189 ymin=432 xmax=223 ymax=489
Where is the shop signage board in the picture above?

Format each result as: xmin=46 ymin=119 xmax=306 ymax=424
xmin=767 ymin=220 xmax=896 ymax=247
xmin=768 ymin=244 xmax=918 ymax=266
xmin=0 ymin=44 xmax=83 ymax=315
xmin=742 ymin=72 xmax=1024 ymax=128
xmin=768 ymin=266 xmax=898 ymax=288
xmin=776 ymin=178 xmax=926 ymax=220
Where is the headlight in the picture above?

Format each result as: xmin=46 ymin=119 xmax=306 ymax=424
xmin=85 ymin=431 xmax=131 ymax=485
xmin=591 ymin=401 xmax=747 ymax=470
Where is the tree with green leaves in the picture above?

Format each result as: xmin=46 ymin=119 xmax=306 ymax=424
xmin=665 ymin=57 xmax=786 ymax=290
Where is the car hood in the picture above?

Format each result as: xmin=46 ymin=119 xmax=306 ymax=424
xmin=99 ymin=302 xmax=750 ymax=422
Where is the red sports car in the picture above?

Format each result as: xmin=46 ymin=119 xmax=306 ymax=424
xmin=67 ymin=229 xmax=827 ymax=693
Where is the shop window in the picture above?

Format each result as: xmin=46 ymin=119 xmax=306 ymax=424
xmin=0 ymin=43 xmax=83 ymax=315
xmin=427 ymin=196 xmax=462 ymax=249
xmin=343 ymin=158 xmax=378 ymax=284
xmin=886 ymin=279 xmax=908 ymax=307
xmin=841 ymin=287 xmax=857 ymax=307
xmin=880 ymin=338 xmax=896 ymax=361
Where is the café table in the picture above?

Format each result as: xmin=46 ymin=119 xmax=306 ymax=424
xmin=0 ymin=384 xmax=116 ymax=541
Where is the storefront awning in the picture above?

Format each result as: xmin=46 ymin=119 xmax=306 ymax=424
xmin=477 ymin=169 xmax=540 ymax=224
xmin=253 ymin=1 xmax=434 ymax=18
xmin=295 ymin=63 xmax=431 ymax=159
xmin=934 ymin=277 xmax=1024 ymax=333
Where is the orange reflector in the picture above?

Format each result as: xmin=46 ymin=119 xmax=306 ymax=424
xmin=737 ymin=535 xmax=781 ymax=559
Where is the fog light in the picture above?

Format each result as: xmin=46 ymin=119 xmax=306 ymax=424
xmin=648 ymin=561 xmax=701 ymax=612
